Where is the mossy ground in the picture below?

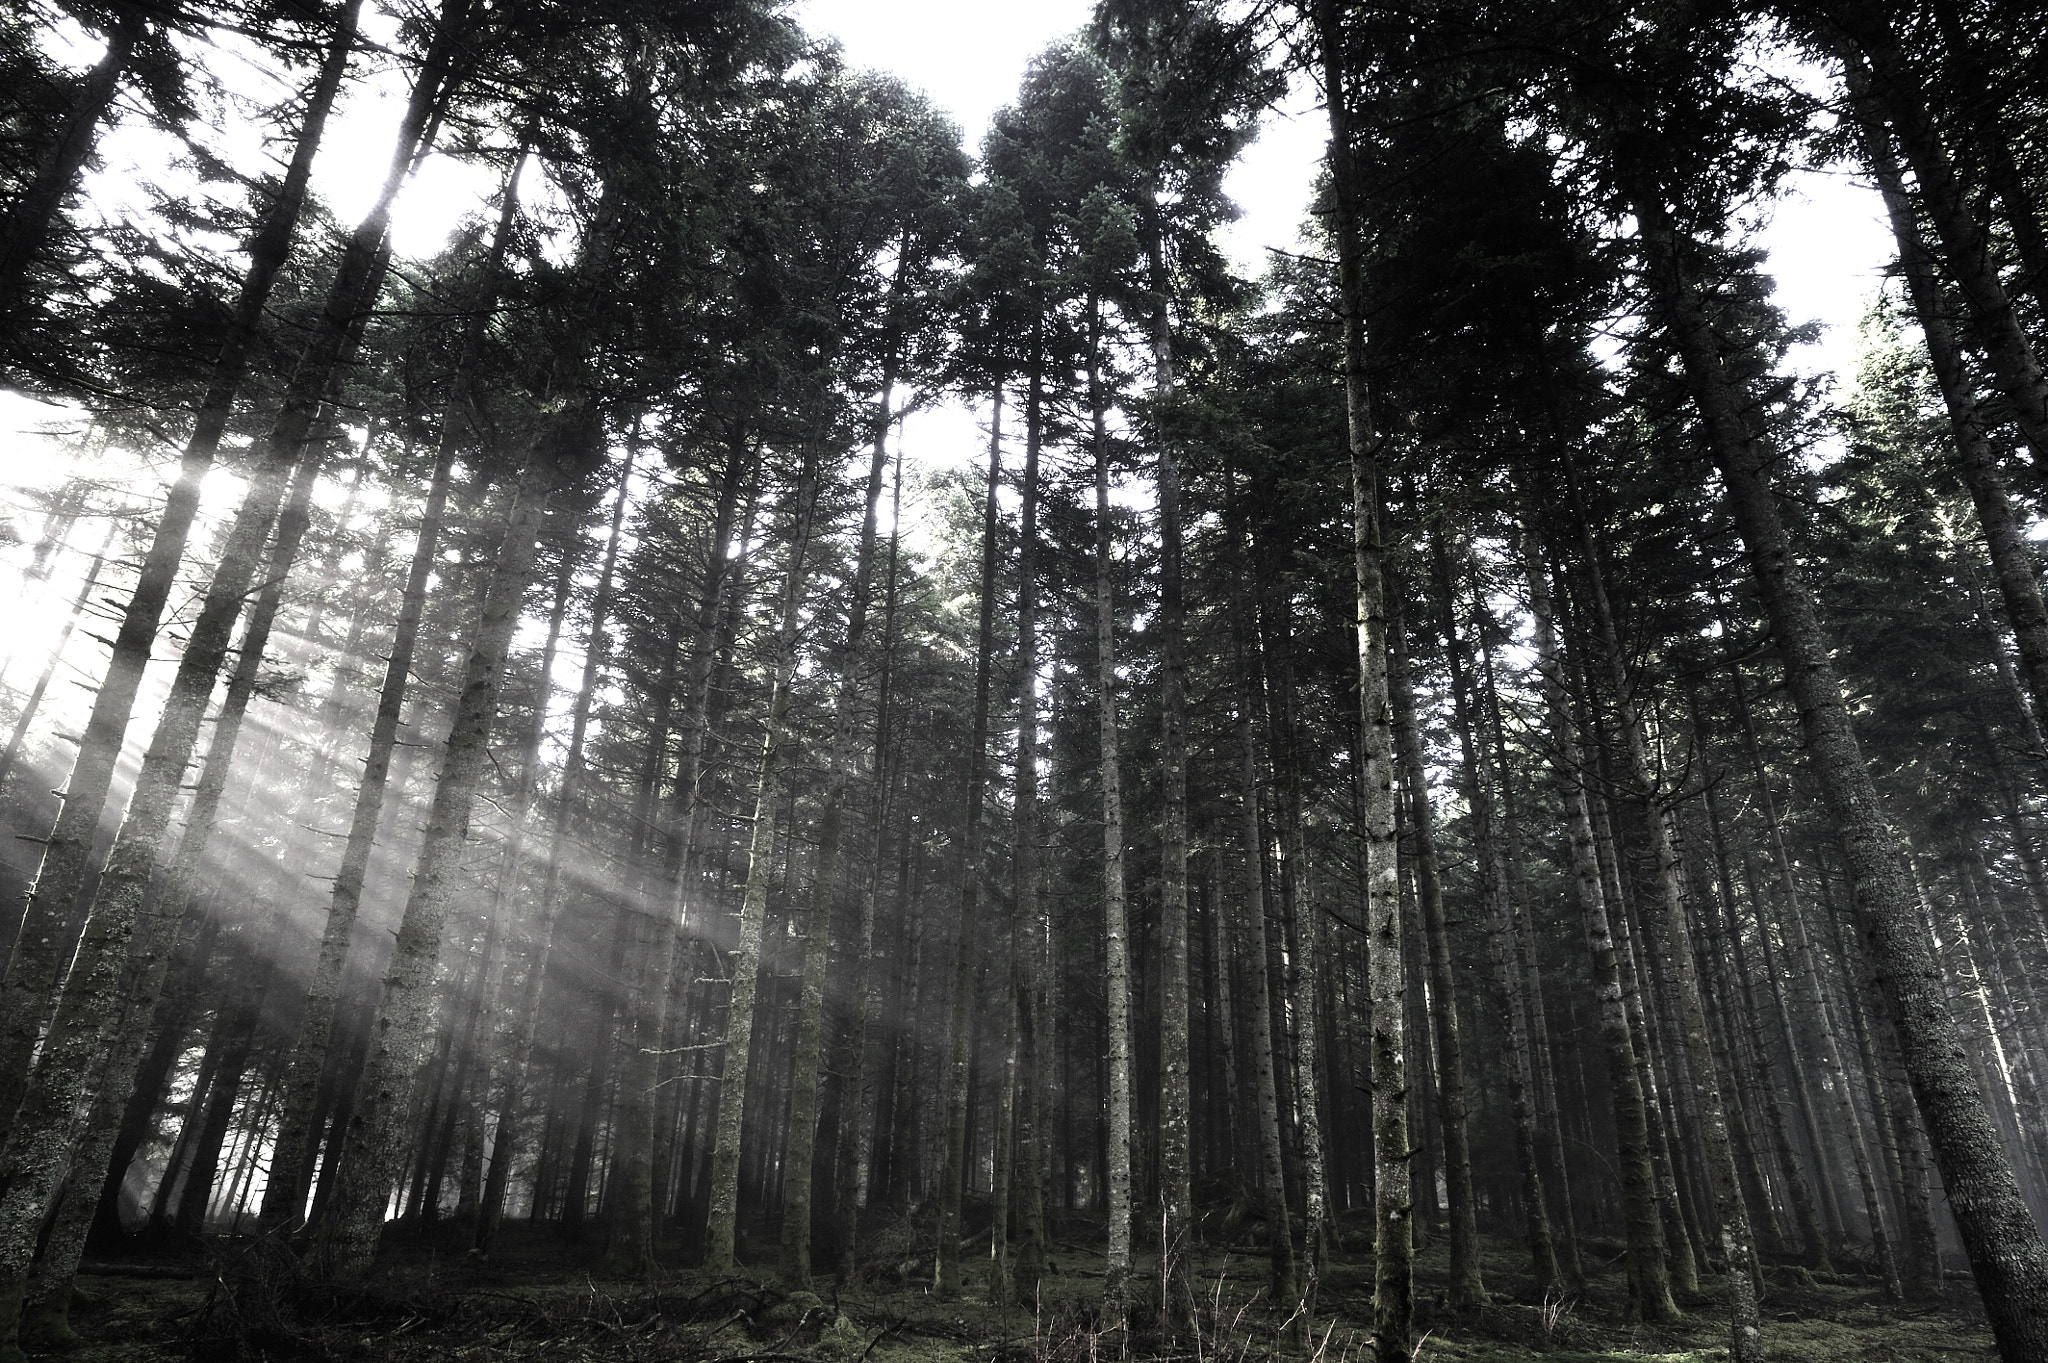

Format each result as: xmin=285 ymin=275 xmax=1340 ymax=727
xmin=44 ymin=1214 xmax=1995 ymax=1363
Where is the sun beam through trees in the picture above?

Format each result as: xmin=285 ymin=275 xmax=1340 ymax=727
xmin=1 ymin=2 xmax=2046 ymax=1362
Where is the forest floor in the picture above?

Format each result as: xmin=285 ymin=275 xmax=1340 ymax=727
xmin=49 ymin=1214 xmax=1997 ymax=1363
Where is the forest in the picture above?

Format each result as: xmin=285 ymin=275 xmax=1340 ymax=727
xmin=0 ymin=0 xmax=2045 ymax=1361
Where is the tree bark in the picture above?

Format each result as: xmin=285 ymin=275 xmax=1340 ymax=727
xmin=1475 ymin=597 xmax=1587 ymax=1284
xmin=0 ymin=0 xmax=368 ymax=1136
xmin=1314 ymin=4 xmax=1409 ymax=1351
xmin=700 ymin=445 xmax=824 ymax=1276
xmin=1633 ymin=186 xmax=2048 ymax=1358
xmin=0 ymin=3 xmax=147 ymax=311
xmin=1142 ymin=197 xmax=1196 ymax=1332
xmin=316 ymin=421 xmax=576 ymax=1276
xmin=1389 ymin=608 xmax=1484 ymax=1308
xmin=1087 ymin=317 xmax=1134 ymax=1320
xmin=1520 ymin=525 xmax=1678 ymax=1322
xmin=264 ymin=149 xmax=521 ymax=1232
xmin=1434 ymin=528 xmax=1558 ymax=1292
xmin=552 ymin=423 xmax=756 ymax=1263
xmin=1694 ymin=695 xmax=1828 ymax=1271
xmin=1229 ymin=492 xmax=1297 ymax=1308
xmin=831 ymin=436 xmax=909 ymax=1282
xmin=1008 ymin=355 xmax=1049 ymax=1304
xmin=0 ymin=416 xmax=341 ymax=1353
xmin=778 ymin=359 xmax=901 ymax=1289
xmin=1552 ymin=499 xmax=1764 ymax=1354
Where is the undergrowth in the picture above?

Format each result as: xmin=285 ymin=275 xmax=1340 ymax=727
xmin=43 ymin=1222 xmax=1998 ymax=1363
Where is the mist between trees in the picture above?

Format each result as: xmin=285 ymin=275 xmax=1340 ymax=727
xmin=1 ymin=1 xmax=2046 ymax=1362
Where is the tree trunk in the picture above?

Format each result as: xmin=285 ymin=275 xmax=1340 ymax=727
xmin=700 ymin=445 xmax=824 ymax=1276
xmin=1633 ymin=186 xmax=2048 ymax=1358
xmin=1553 ymin=499 xmax=1764 ymax=1353
xmin=1434 ymin=529 xmax=1558 ymax=1292
xmin=0 ymin=0 xmax=369 ymax=1136
xmin=1694 ymin=700 xmax=1828 ymax=1271
xmin=1088 ymin=316 xmax=1134 ymax=1320
xmin=316 ymin=423 xmax=575 ymax=1276
xmin=1229 ymin=494 xmax=1297 ymax=1308
xmin=504 ymin=425 xmax=753 ymax=1262
xmin=267 ymin=146 xmax=522 ymax=1233
xmin=1008 ymin=356 xmax=1049 ymax=1304
xmin=1783 ymin=875 xmax=1902 ymax=1293
xmin=1262 ymin=588 xmax=1329 ymax=1313
xmin=1314 ymin=5 xmax=1409 ymax=1351
xmin=0 ymin=3 xmax=147 ymax=310
xmin=779 ymin=366 xmax=899 ymax=1290
xmin=1475 ymin=600 xmax=1586 ymax=1284
xmin=1519 ymin=525 xmax=1678 ymax=1322
xmin=484 ymin=435 xmax=628 ymax=1255
xmin=0 ymin=407 xmax=339 ymax=1352
xmin=172 ymin=979 xmax=265 ymax=1233
xmin=1143 ymin=200 xmax=1195 ymax=1332
xmin=1389 ymin=608 xmax=1484 ymax=1307
xmin=831 ymin=437 xmax=910 ymax=1282
xmin=925 ymin=380 xmax=1007 ymax=1298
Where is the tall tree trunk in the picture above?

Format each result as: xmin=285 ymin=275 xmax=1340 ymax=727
xmin=316 ymin=415 xmax=581 ymax=1276
xmin=779 ymin=361 xmax=901 ymax=1290
xmin=1783 ymin=873 xmax=1902 ymax=1293
xmin=1520 ymin=525 xmax=1678 ymax=1322
xmin=1088 ymin=314 xmax=1134 ymax=1320
xmin=1009 ymin=355 xmax=1049 ymax=1304
xmin=71 ymin=419 xmax=352 ymax=1233
xmin=514 ymin=424 xmax=754 ymax=1262
xmin=482 ymin=438 xmax=624 ymax=1263
xmin=1633 ymin=186 xmax=2048 ymax=1358
xmin=1389 ymin=605 xmax=1484 ymax=1308
xmin=1552 ymin=495 xmax=1764 ymax=1354
xmin=263 ymin=147 xmax=520 ymax=1232
xmin=1143 ymin=199 xmax=1195 ymax=1332
xmin=1 ymin=120 xmax=444 ymax=1304
xmin=0 ymin=0 xmax=369 ymax=1133
xmin=1229 ymin=492 xmax=1297 ymax=1308
xmin=448 ymin=505 xmax=584 ymax=1219
xmin=0 ymin=3 xmax=146 ymax=311
xmin=928 ymin=382 xmax=1006 ymax=1299
xmin=1262 ymin=588 xmax=1328 ymax=1306
xmin=1434 ymin=530 xmax=1557 ymax=1293
xmin=1693 ymin=692 xmax=1828 ymax=1272
xmin=0 ymin=415 xmax=342 ymax=1351
xmin=1314 ymin=6 xmax=1409 ymax=1350
xmin=832 ymin=439 xmax=909 ymax=1282
xmin=699 ymin=445 xmax=824 ymax=1276
xmin=1475 ymin=598 xmax=1585 ymax=1284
